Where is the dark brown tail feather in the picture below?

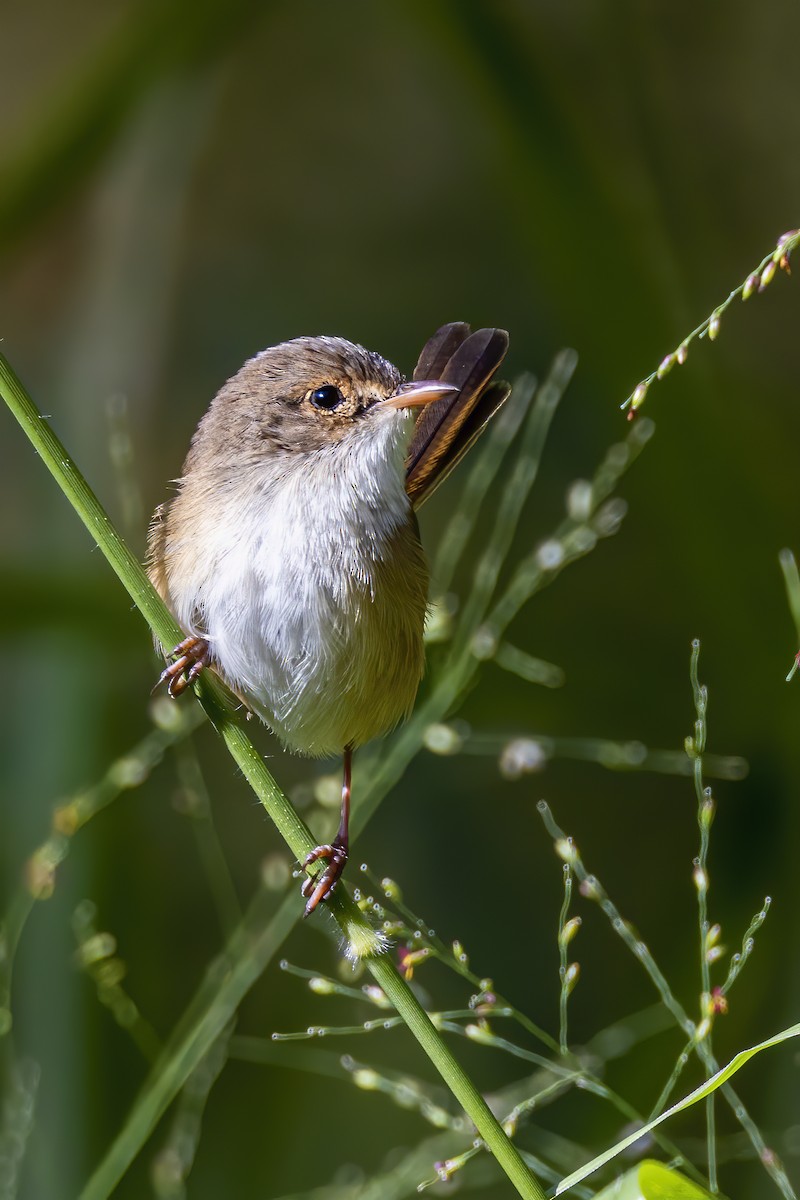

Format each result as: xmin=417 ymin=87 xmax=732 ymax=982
xmin=405 ymin=325 xmax=509 ymax=509
xmin=412 ymin=321 xmax=471 ymax=383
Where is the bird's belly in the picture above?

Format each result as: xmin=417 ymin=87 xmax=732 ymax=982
xmin=198 ymin=523 xmax=429 ymax=758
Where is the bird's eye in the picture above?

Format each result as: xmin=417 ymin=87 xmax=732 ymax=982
xmin=309 ymin=385 xmax=344 ymax=411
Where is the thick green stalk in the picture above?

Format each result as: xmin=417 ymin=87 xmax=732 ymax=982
xmin=366 ymin=954 xmax=545 ymax=1199
xmin=0 ymin=351 xmax=544 ymax=1200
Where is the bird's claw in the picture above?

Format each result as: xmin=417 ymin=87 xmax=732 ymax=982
xmin=156 ymin=636 xmax=211 ymax=697
xmin=301 ymin=840 xmax=348 ymax=917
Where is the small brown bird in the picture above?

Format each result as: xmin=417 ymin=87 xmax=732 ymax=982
xmin=147 ymin=323 xmax=509 ymax=914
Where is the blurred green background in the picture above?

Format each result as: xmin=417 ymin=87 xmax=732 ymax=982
xmin=2 ymin=2 xmax=800 ymax=1197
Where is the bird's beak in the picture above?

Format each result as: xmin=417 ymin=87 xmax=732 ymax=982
xmin=384 ymin=379 xmax=460 ymax=409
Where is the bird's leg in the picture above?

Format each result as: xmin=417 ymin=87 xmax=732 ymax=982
xmin=301 ymin=745 xmax=352 ymax=917
xmin=156 ymin=635 xmax=211 ymax=698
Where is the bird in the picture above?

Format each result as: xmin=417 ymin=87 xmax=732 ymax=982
xmin=147 ymin=322 xmax=510 ymax=915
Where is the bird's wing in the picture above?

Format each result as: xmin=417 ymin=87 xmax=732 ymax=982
xmin=405 ymin=323 xmax=510 ymax=510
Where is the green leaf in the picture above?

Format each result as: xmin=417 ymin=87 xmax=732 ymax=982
xmin=594 ymin=1160 xmax=714 ymax=1199
xmin=557 ymin=1023 xmax=800 ymax=1194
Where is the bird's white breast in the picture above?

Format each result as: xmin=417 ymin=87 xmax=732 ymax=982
xmin=165 ymin=408 xmax=429 ymax=756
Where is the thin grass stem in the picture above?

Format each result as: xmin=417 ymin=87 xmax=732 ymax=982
xmin=622 ymin=228 xmax=800 ymax=414
xmin=172 ymin=736 xmax=243 ymax=938
xmin=558 ymin=864 xmax=573 ymax=1055
xmin=432 ymin=372 xmax=537 ymax=593
xmin=448 ymin=351 xmax=577 ymax=665
xmin=688 ymin=641 xmax=717 ymax=1191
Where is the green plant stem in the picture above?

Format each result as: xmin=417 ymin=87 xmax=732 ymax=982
xmin=689 ymin=642 xmax=717 ymax=1192
xmin=172 ymin=737 xmax=243 ymax=939
xmin=365 ymin=956 xmax=545 ymax=1199
xmin=621 ymin=227 xmax=800 ymax=413
xmin=449 ymin=353 xmax=574 ymax=664
xmin=0 ymin=351 xmax=544 ymax=1200
xmin=557 ymin=865 xmax=572 ymax=1056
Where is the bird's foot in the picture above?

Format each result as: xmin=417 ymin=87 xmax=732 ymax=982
xmin=156 ymin=636 xmax=211 ymax=698
xmin=301 ymin=838 xmax=348 ymax=917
